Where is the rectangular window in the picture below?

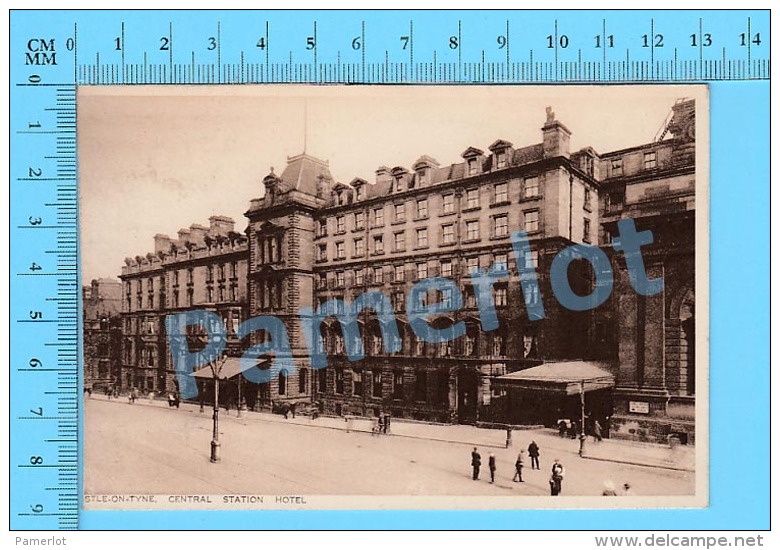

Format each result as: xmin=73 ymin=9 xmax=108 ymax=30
xmin=317 ymin=220 xmax=327 ymax=237
xmin=466 ymin=188 xmax=479 ymax=209
xmin=524 ymin=176 xmax=539 ymax=198
xmin=416 ymin=227 xmax=428 ymax=248
xmin=373 ymin=207 xmax=384 ymax=227
xmin=394 ymin=203 xmax=406 ymax=223
xmin=317 ymin=273 xmax=327 ymax=289
xmin=355 ymin=269 xmax=364 ymax=285
xmin=373 ymin=266 xmax=384 ymax=284
xmin=372 ymin=371 xmax=383 ymax=397
xmin=355 ymin=186 xmax=364 ymax=201
xmin=468 ymin=157 xmax=478 ymax=176
xmin=441 ymin=287 xmax=453 ymax=309
xmin=352 ymin=369 xmax=363 ymax=396
xmin=495 ymin=285 xmax=508 ymax=306
xmin=611 ymin=158 xmax=623 ymax=177
xmin=494 ymin=253 xmax=508 ymax=271
xmin=393 ymin=371 xmax=404 ymax=399
xmin=466 ymin=256 xmax=479 ymax=274
xmin=354 ymin=211 xmax=365 ymax=230
xmin=442 ymin=193 xmax=455 ymax=214
xmin=394 ymin=231 xmax=406 ymax=252
xmin=524 ymin=250 xmax=539 ymax=269
xmin=417 ymin=262 xmax=428 ymax=280
xmin=494 ymin=182 xmax=508 ymax=204
xmin=417 ymin=169 xmax=428 ymax=186
xmin=394 ymin=265 xmax=405 ymax=282
xmin=584 ymin=188 xmax=592 ymax=210
xmin=496 ymin=150 xmax=507 ymax=169
xmin=524 ymin=210 xmax=539 ymax=232
xmin=335 ymin=241 xmax=345 ymax=259
xmin=465 ymin=220 xmax=479 ymax=241
xmin=583 ymin=218 xmax=591 ymax=243
xmin=644 ymin=151 xmax=657 ymax=169
xmin=354 ymin=237 xmax=364 ymax=257
xmin=416 ymin=198 xmax=428 ymax=219
xmin=442 ymin=223 xmax=455 ymax=245
xmin=373 ymin=235 xmax=384 ymax=254
xmin=493 ymin=215 xmax=509 ymax=237
xmin=395 ymin=178 xmax=404 ymax=193
xmin=392 ymin=290 xmax=405 ymax=312
xmin=608 ymin=191 xmax=624 ymax=213
xmin=335 ymin=367 xmax=344 ymax=394
xmin=441 ymin=260 xmax=453 ymax=278
xmin=317 ymin=244 xmax=327 ymax=261
xmin=336 ymin=215 xmax=345 ymax=233
xmin=336 ymin=271 xmax=345 ymax=287
xmin=415 ymin=371 xmax=427 ymax=401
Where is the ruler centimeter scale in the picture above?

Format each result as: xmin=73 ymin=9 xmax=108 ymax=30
xmin=9 ymin=10 xmax=770 ymax=530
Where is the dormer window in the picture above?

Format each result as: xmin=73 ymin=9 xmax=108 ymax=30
xmin=496 ymin=150 xmax=507 ymax=169
xmin=416 ymin=168 xmax=429 ymax=186
xmin=355 ymin=186 xmax=363 ymax=201
xmin=395 ymin=177 xmax=404 ymax=193
xmin=468 ymin=157 xmax=478 ymax=175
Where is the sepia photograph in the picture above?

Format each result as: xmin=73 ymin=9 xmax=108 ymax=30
xmin=78 ymin=84 xmax=708 ymax=510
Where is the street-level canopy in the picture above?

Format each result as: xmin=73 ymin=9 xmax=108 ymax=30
xmin=190 ymin=358 xmax=270 ymax=380
xmin=493 ymin=361 xmax=615 ymax=396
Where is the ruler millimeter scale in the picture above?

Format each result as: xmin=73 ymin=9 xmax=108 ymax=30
xmin=9 ymin=9 xmax=769 ymax=531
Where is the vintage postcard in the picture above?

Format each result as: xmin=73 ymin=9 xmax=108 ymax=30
xmin=79 ymin=85 xmax=708 ymax=510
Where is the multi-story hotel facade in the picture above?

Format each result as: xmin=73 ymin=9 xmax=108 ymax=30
xmin=115 ymin=100 xmax=697 ymax=443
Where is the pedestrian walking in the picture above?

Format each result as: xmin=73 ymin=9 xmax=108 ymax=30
xmin=557 ymin=418 xmax=568 ymax=438
xmin=488 ymin=453 xmax=496 ymax=483
xmin=383 ymin=413 xmax=390 ymax=434
xmin=513 ymin=451 xmax=525 ymax=482
xmin=592 ymin=419 xmax=603 ymax=442
xmin=528 ymin=440 xmax=540 ymax=470
xmin=551 ymin=458 xmax=565 ymax=495
xmin=471 ymin=447 xmax=481 ymax=480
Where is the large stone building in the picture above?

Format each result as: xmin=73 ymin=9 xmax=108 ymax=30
xmin=112 ymin=101 xmax=698 ymax=443
xmin=83 ymin=278 xmax=123 ymax=389
xmin=118 ymin=216 xmax=249 ymax=394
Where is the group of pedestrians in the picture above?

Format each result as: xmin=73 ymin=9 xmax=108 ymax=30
xmin=471 ymin=440 xmax=565 ymax=494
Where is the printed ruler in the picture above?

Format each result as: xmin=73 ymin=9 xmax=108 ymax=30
xmin=8 ymin=9 xmax=770 ymax=530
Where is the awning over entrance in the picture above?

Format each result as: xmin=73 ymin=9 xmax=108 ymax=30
xmin=493 ymin=361 xmax=615 ymax=396
xmin=190 ymin=358 xmax=269 ymax=380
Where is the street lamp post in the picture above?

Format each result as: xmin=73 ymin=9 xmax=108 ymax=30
xmin=211 ymin=368 xmax=221 ymax=463
xmin=578 ymin=380 xmax=586 ymax=457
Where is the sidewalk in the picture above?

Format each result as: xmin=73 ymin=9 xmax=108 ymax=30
xmin=87 ymin=392 xmax=695 ymax=472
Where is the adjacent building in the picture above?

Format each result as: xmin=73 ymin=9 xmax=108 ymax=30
xmin=118 ymin=216 xmax=249 ymax=394
xmin=83 ymin=278 xmax=123 ymax=390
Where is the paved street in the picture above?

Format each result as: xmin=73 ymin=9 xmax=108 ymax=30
xmin=85 ymin=397 xmax=695 ymax=497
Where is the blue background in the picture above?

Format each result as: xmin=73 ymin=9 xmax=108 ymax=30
xmin=9 ymin=10 xmax=770 ymax=530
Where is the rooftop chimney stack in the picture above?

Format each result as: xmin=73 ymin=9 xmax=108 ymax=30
xmin=542 ymin=106 xmax=572 ymax=159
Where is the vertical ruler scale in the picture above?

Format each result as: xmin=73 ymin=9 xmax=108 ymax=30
xmin=10 ymin=20 xmax=80 ymax=529
xmin=7 ymin=9 xmax=770 ymax=531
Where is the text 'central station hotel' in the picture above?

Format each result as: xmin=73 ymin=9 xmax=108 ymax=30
xmin=115 ymin=100 xmax=696 ymax=443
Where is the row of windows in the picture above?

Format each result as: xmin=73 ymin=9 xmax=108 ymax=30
xmin=316 ymin=178 xmax=542 ymax=237
xmin=127 ymin=263 xmax=240 ymax=296
xmin=325 ymin=366 xmax=448 ymax=403
xmin=316 ymin=250 xmax=539 ymax=289
xmin=609 ymin=151 xmax=658 ymax=177
xmin=316 ymin=213 xmax=539 ymax=262
xmin=319 ymin=281 xmax=540 ymax=313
